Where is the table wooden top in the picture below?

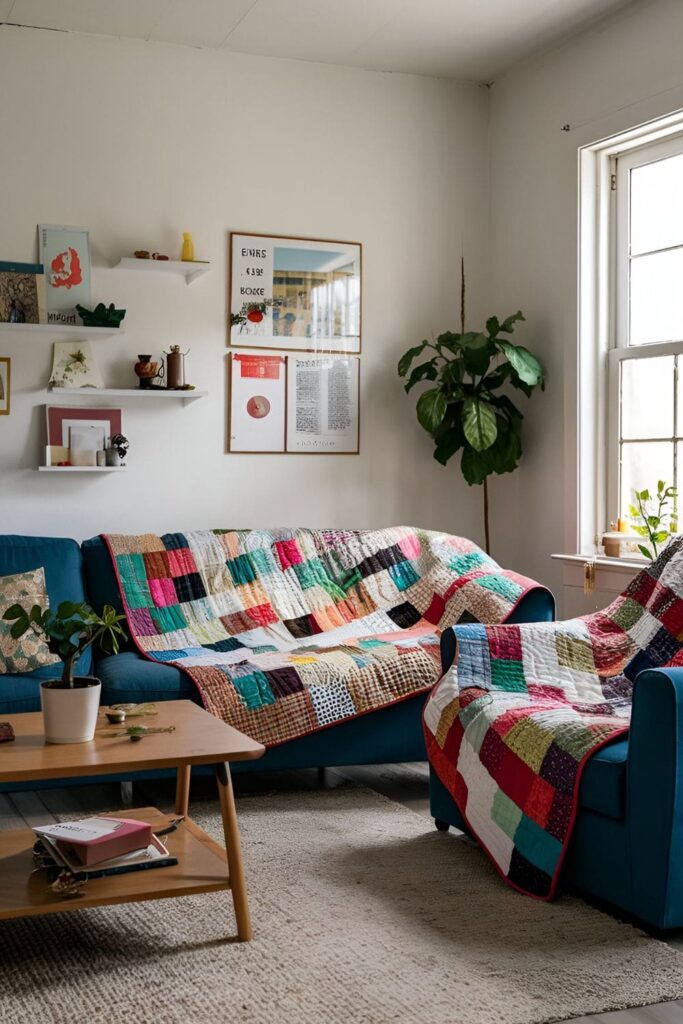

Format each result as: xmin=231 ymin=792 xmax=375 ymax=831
xmin=0 ymin=700 xmax=265 ymax=784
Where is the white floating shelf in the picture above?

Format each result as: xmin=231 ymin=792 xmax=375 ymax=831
xmin=113 ymin=257 xmax=210 ymax=285
xmin=38 ymin=466 xmax=126 ymax=473
xmin=47 ymin=387 xmax=207 ymax=403
xmin=0 ymin=322 xmax=124 ymax=339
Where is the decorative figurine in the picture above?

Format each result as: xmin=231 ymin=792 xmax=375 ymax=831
xmin=181 ymin=232 xmax=195 ymax=262
xmin=8 ymin=299 xmax=25 ymax=323
xmin=152 ymin=253 xmax=169 ymax=261
xmin=134 ymin=250 xmax=150 ymax=259
xmin=106 ymin=433 xmax=129 ymax=466
xmin=76 ymin=302 xmax=126 ymax=328
xmin=134 ymin=354 xmax=165 ymax=389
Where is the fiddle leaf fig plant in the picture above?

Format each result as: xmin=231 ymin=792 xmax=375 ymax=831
xmin=2 ymin=601 xmax=127 ymax=687
xmin=398 ymin=311 xmax=545 ymax=551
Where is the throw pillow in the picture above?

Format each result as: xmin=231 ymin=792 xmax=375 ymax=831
xmin=0 ymin=568 xmax=60 ymax=674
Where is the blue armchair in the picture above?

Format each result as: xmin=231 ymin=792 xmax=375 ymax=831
xmin=429 ymin=629 xmax=683 ymax=931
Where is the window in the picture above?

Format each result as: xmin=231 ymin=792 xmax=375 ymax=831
xmin=609 ymin=137 xmax=683 ymax=524
xmin=578 ymin=114 xmax=683 ymax=557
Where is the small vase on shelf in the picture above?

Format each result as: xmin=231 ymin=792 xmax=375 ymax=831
xmin=181 ymin=232 xmax=195 ymax=262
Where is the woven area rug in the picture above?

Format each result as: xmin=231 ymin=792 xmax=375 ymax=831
xmin=2 ymin=787 xmax=683 ymax=1024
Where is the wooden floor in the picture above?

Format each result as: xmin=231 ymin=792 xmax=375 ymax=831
xmin=2 ymin=762 xmax=682 ymax=1023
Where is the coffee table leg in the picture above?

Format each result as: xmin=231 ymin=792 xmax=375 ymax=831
xmin=175 ymin=764 xmax=191 ymax=815
xmin=215 ymin=761 xmax=252 ymax=941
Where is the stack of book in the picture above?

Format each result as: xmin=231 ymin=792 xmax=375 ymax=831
xmin=34 ymin=816 xmax=177 ymax=880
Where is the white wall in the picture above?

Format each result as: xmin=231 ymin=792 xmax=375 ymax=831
xmin=0 ymin=25 xmax=490 ymax=544
xmin=489 ymin=0 xmax=683 ymax=602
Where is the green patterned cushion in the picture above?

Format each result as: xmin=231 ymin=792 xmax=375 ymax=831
xmin=0 ymin=568 xmax=60 ymax=674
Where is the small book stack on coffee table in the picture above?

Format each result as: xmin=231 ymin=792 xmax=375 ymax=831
xmin=0 ymin=700 xmax=264 ymax=941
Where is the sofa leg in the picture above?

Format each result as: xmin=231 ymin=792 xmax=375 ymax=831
xmin=120 ymin=781 xmax=133 ymax=805
xmin=435 ymin=818 xmax=450 ymax=832
xmin=317 ymin=767 xmax=327 ymax=789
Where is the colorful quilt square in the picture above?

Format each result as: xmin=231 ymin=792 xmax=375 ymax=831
xmin=226 ymin=553 xmax=256 ymax=586
xmin=167 ymin=547 xmax=198 ymax=577
xmin=149 ymin=577 xmax=177 ymax=608
xmin=389 ymin=560 xmax=420 ymax=592
xmin=490 ymin=658 xmax=526 ymax=691
xmin=143 ymin=550 xmax=171 ymax=579
xmin=491 ymin=788 xmax=523 ymax=840
xmin=174 ymin=572 xmax=208 ymax=603
xmin=151 ymin=604 xmax=188 ymax=634
xmin=116 ymin=553 xmax=153 ymax=610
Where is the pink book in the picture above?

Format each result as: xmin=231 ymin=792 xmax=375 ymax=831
xmin=34 ymin=817 xmax=153 ymax=867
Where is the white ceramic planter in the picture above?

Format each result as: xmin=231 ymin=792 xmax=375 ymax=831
xmin=40 ymin=678 xmax=102 ymax=744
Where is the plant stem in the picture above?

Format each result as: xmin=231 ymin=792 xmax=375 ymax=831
xmin=62 ymin=652 xmax=77 ymax=687
xmin=483 ymin=476 xmax=491 ymax=555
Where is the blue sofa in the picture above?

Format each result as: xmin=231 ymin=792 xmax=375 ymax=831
xmin=0 ymin=534 xmax=554 ymax=776
xmin=429 ymin=627 xmax=683 ymax=931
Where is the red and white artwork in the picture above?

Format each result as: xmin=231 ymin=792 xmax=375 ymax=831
xmin=38 ymin=225 xmax=91 ymax=326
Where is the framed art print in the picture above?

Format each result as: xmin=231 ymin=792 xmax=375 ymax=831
xmin=38 ymin=225 xmax=92 ymax=327
xmin=285 ymin=355 xmax=359 ymax=454
xmin=228 ymin=352 xmax=286 ymax=453
xmin=0 ymin=358 xmax=10 ymax=415
xmin=229 ymin=232 xmax=361 ymax=353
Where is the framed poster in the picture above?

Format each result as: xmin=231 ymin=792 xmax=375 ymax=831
xmin=286 ymin=355 xmax=359 ymax=454
xmin=0 ymin=358 xmax=10 ymax=415
xmin=228 ymin=352 xmax=286 ymax=453
xmin=229 ymin=232 xmax=361 ymax=353
xmin=38 ymin=225 xmax=91 ymax=327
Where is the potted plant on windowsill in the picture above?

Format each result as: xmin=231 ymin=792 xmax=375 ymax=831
xmin=2 ymin=601 xmax=127 ymax=744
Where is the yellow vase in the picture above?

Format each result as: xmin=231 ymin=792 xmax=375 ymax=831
xmin=181 ymin=232 xmax=195 ymax=262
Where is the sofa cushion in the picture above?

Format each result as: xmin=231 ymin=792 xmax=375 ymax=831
xmin=97 ymin=651 xmax=197 ymax=705
xmin=0 ymin=567 xmax=60 ymax=674
xmin=579 ymin=738 xmax=628 ymax=820
xmin=0 ymin=536 xmax=91 ymax=677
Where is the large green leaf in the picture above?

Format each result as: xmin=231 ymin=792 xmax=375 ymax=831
xmin=397 ymin=342 xmax=427 ymax=378
xmin=461 ymin=446 xmax=490 ymax=485
xmin=499 ymin=311 xmax=525 ymax=334
xmin=462 ymin=398 xmax=497 ymax=451
xmin=499 ymin=341 xmax=544 ymax=387
xmin=416 ymin=388 xmax=447 ymax=434
xmin=404 ymin=360 xmax=438 ymax=393
xmin=486 ymin=316 xmax=500 ymax=338
xmin=433 ymin=429 xmax=463 ymax=466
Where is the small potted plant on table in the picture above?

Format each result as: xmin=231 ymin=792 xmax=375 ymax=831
xmin=2 ymin=601 xmax=127 ymax=743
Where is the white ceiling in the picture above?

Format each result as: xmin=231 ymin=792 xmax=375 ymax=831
xmin=0 ymin=0 xmax=634 ymax=81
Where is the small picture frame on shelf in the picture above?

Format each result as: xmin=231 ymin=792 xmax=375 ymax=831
xmin=0 ymin=358 xmax=10 ymax=415
xmin=45 ymin=405 xmax=122 ymax=466
xmin=48 ymin=340 xmax=103 ymax=390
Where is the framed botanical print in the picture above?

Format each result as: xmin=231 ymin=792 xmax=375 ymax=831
xmin=0 ymin=358 xmax=10 ymax=415
xmin=229 ymin=232 xmax=361 ymax=353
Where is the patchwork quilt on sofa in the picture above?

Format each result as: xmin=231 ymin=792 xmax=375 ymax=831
xmin=104 ymin=527 xmax=546 ymax=747
xmin=424 ymin=537 xmax=683 ymax=901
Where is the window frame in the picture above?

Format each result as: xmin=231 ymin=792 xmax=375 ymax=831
xmin=578 ymin=113 xmax=683 ymax=557
xmin=607 ymin=134 xmax=683 ymax=532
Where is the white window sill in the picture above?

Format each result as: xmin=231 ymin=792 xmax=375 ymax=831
xmin=551 ymin=553 xmax=646 ymax=573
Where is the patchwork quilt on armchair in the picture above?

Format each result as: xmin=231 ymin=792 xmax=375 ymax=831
xmin=104 ymin=527 xmax=548 ymax=747
xmin=424 ymin=537 xmax=683 ymax=901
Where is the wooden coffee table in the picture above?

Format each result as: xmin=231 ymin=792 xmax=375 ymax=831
xmin=0 ymin=700 xmax=264 ymax=940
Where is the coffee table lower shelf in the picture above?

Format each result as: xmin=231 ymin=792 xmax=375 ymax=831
xmin=0 ymin=807 xmax=229 ymax=921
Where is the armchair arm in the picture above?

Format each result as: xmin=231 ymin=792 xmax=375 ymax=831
xmin=626 ymin=666 xmax=683 ymax=929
